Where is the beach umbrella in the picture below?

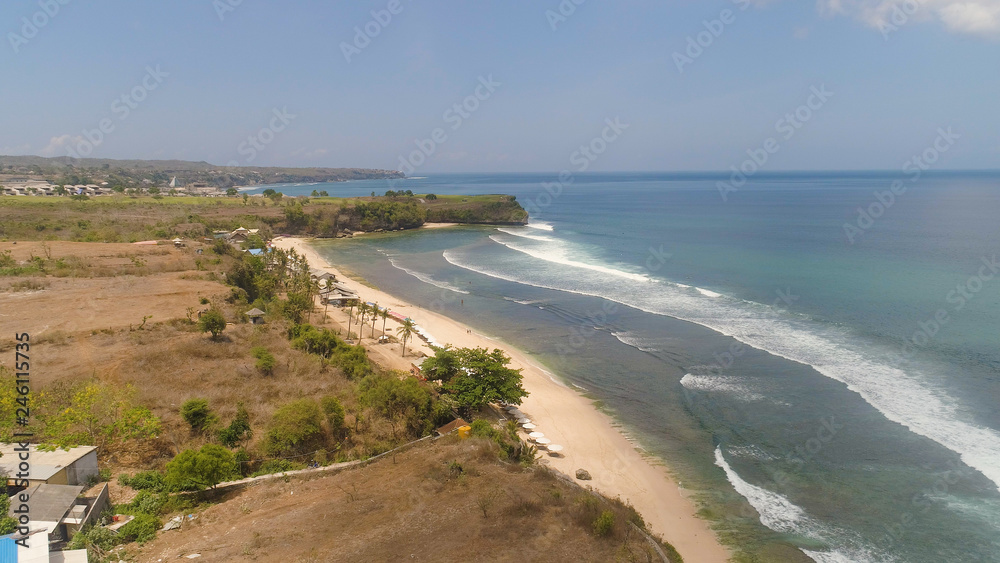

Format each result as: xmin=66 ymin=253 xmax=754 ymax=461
xmin=528 ymin=432 xmax=545 ymax=439
xmin=517 ymin=417 xmax=531 ymax=424
xmin=534 ymin=437 xmax=551 ymax=445
xmin=521 ymin=423 xmax=536 ymax=430
xmin=546 ymin=444 xmax=564 ymax=454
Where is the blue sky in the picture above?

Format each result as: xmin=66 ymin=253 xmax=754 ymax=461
xmin=0 ymin=0 xmax=997 ymax=172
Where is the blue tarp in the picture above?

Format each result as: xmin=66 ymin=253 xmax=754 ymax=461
xmin=0 ymin=536 xmax=17 ymax=563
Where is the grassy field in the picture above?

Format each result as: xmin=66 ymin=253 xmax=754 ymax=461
xmin=132 ymin=435 xmax=676 ymax=563
xmin=0 ymin=193 xmax=527 ymax=242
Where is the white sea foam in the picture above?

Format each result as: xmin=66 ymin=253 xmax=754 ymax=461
xmin=502 ymin=296 xmax=538 ymax=306
xmin=611 ymin=330 xmax=659 ymax=353
xmin=714 ymin=447 xmax=892 ymax=563
xmin=526 ymin=221 xmax=554 ymax=231
xmin=387 ymin=257 xmax=469 ymax=295
xmin=488 ymin=235 xmax=652 ymax=283
xmin=696 ymin=287 xmax=722 ymax=298
xmin=442 ymin=237 xmax=1000 ymax=492
xmin=681 ymin=374 xmax=766 ymax=403
xmin=496 ymin=227 xmax=553 ymax=241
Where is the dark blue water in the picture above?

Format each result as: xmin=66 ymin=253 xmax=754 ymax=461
xmin=253 ymin=173 xmax=1000 ymax=562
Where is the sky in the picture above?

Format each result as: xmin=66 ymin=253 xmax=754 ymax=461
xmin=0 ymin=0 xmax=997 ymax=173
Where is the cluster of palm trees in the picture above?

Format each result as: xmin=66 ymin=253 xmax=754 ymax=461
xmin=344 ymin=299 xmax=417 ymax=357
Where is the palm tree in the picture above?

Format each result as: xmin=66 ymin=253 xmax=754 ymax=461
xmin=370 ymin=302 xmax=381 ymax=339
xmin=379 ymin=308 xmax=390 ymax=341
xmin=346 ymin=299 xmax=357 ymax=341
xmin=397 ymin=318 xmax=416 ymax=357
xmin=357 ymin=303 xmax=370 ymax=340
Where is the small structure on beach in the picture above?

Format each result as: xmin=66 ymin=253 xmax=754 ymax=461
xmin=245 ymin=308 xmax=266 ymax=325
xmin=172 ymin=237 xmax=185 ymax=248
xmin=435 ymin=418 xmax=469 ymax=436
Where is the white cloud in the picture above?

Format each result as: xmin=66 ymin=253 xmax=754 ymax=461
xmin=39 ymin=134 xmax=83 ymax=157
xmin=818 ymin=0 xmax=1000 ymax=36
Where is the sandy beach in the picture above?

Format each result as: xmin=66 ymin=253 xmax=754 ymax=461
xmin=273 ymin=236 xmax=731 ymax=562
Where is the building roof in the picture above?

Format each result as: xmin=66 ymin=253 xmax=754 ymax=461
xmin=0 ymin=445 xmax=97 ymax=482
xmin=435 ymin=418 xmax=469 ymax=435
xmin=13 ymin=484 xmax=84 ymax=523
xmin=245 ymin=308 xmax=266 ymax=317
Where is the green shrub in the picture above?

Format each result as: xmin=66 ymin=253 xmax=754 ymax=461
xmin=67 ymin=524 xmax=118 ymax=551
xmin=198 ymin=309 xmax=226 ymax=339
xmin=251 ymin=346 xmax=276 ymax=375
xmin=120 ymin=470 xmax=166 ymax=492
xmin=119 ymin=490 xmax=166 ymax=516
xmin=320 ymin=396 xmax=346 ymax=436
xmin=117 ymin=513 xmax=161 ymax=544
xmin=250 ymin=459 xmax=306 ymax=477
xmin=262 ymin=398 xmax=322 ymax=457
xmin=234 ymin=448 xmax=251 ymax=476
xmin=594 ymin=510 xmax=615 ymax=537
xmin=165 ymin=444 xmax=237 ymax=491
xmin=180 ymin=398 xmax=216 ymax=431
xmin=218 ymin=403 xmax=252 ymax=448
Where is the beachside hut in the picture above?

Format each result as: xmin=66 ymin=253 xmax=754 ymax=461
xmin=435 ymin=418 xmax=469 ymax=436
xmin=245 ymin=308 xmax=266 ymax=325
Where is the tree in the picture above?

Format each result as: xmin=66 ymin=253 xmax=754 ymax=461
xmin=425 ymin=193 xmax=437 ymax=200
xmin=397 ymin=318 xmax=416 ymax=357
xmin=251 ymin=347 xmax=276 ymax=375
xmin=421 ymin=346 xmax=461 ymax=382
xmin=319 ymin=190 xmax=329 ymax=197
xmin=311 ymin=190 xmax=319 ymax=197
xmin=263 ymin=398 xmax=323 ymax=456
xmin=242 ymin=193 xmax=249 ymax=205
xmin=165 ymin=444 xmax=237 ymax=490
xmin=442 ymin=348 xmax=528 ymax=414
xmin=0 ymin=484 xmax=17 ymax=534
xmin=356 ymin=303 xmax=370 ymax=340
xmin=198 ymin=309 xmax=226 ymax=339
xmin=180 ymin=398 xmax=216 ymax=432
xmin=379 ymin=308 xmax=390 ymax=340
xmin=359 ymin=374 xmax=433 ymax=439
xmin=320 ymin=396 xmax=346 ymax=437
xmin=226 ymin=187 xmax=238 ymax=196
xmin=148 ymin=186 xmax=161 ymax=195
xmin=218 ymin=403 xmax=252 ymax=448
xmin=369 ymin=302 xmax=381 ymax=339
xmin=346 ymin=299 xmax=356 ymax=340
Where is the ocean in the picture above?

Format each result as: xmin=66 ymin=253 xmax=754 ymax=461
xmin=252 ymin=172 xmax=1000 ymax=562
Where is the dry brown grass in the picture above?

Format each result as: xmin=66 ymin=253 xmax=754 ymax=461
xmin=133 ymin=436 xmax=670 ymax=563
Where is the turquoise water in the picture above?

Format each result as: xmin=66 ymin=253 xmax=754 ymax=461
xmin=255 ymin=173 xmax=1000 ymax=562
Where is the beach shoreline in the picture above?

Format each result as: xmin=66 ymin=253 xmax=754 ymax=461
xmin=272 ymin=235 xmax=731 ymax=562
